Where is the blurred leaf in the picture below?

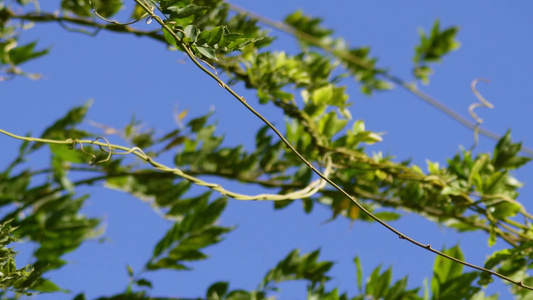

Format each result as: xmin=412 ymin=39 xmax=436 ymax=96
xmin=488 ymin=200 xmax=521 ymax=220
xmin=130 ymin=3 xmax=146 ymax=20
xmin=195 ymin=46 xmax=217 ymax=60
xmin=414 ymin=19 xmax=460 ymax=63
xmin=260 ymin=249 xmax=333 ymax=290
xmin=163 ymin=26 xmax=179 ymax=48
xmin=319 ymin=111 xmax=348 ymax=138
xmin=166 ymin=5 xmax=209 ymax=19
xmin=226 ymin=290 xmax=252 ymax=300
xmin=148 ymin=196 xmax=232 ymax=271
xmin=2 ymin=41 xmax=50 ymax=66
xmin=14 ymin=194 xmax=101 ymax=272
xmin=432 ymin=245 xmax=464 ymax=293
xmin=431 ymin=245 xmax=481 ymax=299
xmin=135 ymin=278 xmax=152 ymax=288
xmin=0 ymin=220 xmax=35 ymax=292
xmin=493 ymin=130 xmax=531 ymax=170
xmin=353 ymin=256 xmax=363 ymax=292
xmin=285 ymin=10 xmax=333 ymax=41
xmin=126 ymin=265 xmax=134 ymax=277
xmin=49 ymin=144 xmax=88 ymax=164
xmin=373 ymin=211 xmax=401 ymax=221
xmin=61 ymin=0 xmax=122 ymax=18
xmin=207 ymin=281 xmax=229 ymax=298
xmin=33 ymin=279 xmax=67 ymax=293
xmin=413 ymin=19 xmax=460 ymax=83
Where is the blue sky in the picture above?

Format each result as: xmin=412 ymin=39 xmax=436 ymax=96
xmin=2 ymin=0 xmax=533 ymax=299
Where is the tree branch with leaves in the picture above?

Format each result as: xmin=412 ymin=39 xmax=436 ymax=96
xmin=1 ymin=0 xmax=532 ymax=299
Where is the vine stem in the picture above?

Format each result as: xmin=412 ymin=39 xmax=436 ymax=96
xmin=226 ymin=2 xmax=533 ymax=157
xmin=0 ymin=129 xmax=330 ymax=202
xmin=130 ymin=0 xmax=532 ymax=290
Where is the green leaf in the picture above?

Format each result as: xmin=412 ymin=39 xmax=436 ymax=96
xmin=414 ymin=19 xmax=460 ymax=63
xmin=413 ymin=65 xmax=432 ymax=84
xmin=312 ymin=85 xmax=333 ymax=105
xmin=135 ymin=278 xmax=153 ymax=288
xmin=436 ymin=272 xmax=480 ymax=300
xmin=207 ymin=281 xmax=229 ymax=298
xmin=73 ymin=293 xmax=86 ymax=300
xmin=373 ymin=211 xmax=401 ymax=221
xmin=284 ymin=10 xmax=333 ymax=41
xmin=183 ymin=25 xmax=198 ymax=43
xmin=488 ymin=200 xmax=521 ymax=220
xmin=208 ymin=26 xmax=228 ymax=47
xmin=163 ymin=26 xmax=179 ymax=48
xmin=413 ymin=19 xmax=460 ymax=83
xmin=146 ymin=258 xmax=188 ymax=271
xmin=431 ymin=245 xmax=464 ymax=297
xmin=152 ymin=222 xmax=182 ymax=258
xmin=188 ymin=197 xmax=228 ymax=232
xmin=173 ymin=227 xmax=230 ymax=253
xmin=61 ymin=0 xmax=122 ymax=18
xmin=187 ymin=113 xmax=212 ymax=132
xmin=14 ymin=193 xmax=101 ymax=272
xmin=0 ymin=220 xmax=35 ymax=292
xmin=33 ymin=279 xmax=68 ymax=293
xmin=488 ymin=225 xmax=497 ymax=247
xmin=195 ymin=46 xmax=217 ymax=60
xmin=493 ymin=130 xmax=531 ymax=169
xmin=167 ymin=5 xmax=209 ymax=19
xmin=353 ymin=256 xmax=363 ymax=292
xmin=385 ymin=277 xmax=408 ymax=300
xmin=320 ymin=111 xmax=348 ymax=138
xmin=49 ymin=144 xmax=88 ymax=164
xmin=261 ymin=249 xmax=333 ymax=290
xmin=126 ymin=265 xmax=134 ymax=277
xmin=226 ymin=290 xmax=252 ymax=300
xmin=167 ymin=5 xmax=209 ymax=27
xmin=365 ymin=264 xmax=382 ymax=296
xmin=4 ymin=41 xmax=50 ymax=66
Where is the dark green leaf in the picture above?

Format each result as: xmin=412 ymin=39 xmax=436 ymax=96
xmin=493 ymin=130 xmax=531 ymax=169
xmin=353 ymin=256 xmax=363 ymax=292
xmin=488 ymin=201 xmax=521 ymax=220
xmin=226 ymin=290 xmax=252 ymax=300
xmin=167 ymin=5 xmax=209 ymax=19
xmin=50 ymin=144 xmax=88 ymax=164
xmin=431 ymin=245 xmax=465 ymax=298
xmin=61 ymin=0 xmax=122 ymax=18
xmin=135 ymin=278 xmax=153 ymax=288
xmin=207 ymin=281 xmax=229 ymax=298
xmin=33 ymin=279 xmax=67 ymax=293
xmin=4 ymin=41 xmax=50 ymax=66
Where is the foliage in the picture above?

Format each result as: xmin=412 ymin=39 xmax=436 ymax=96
xmin=413 ymin=20 xmax=460 ymax=84
xmin=0 ymin=220 xmax=35 ymax=295
xmin=0 ymin=0 xmax=532 ymax=299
